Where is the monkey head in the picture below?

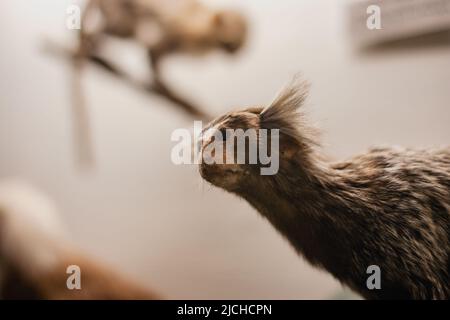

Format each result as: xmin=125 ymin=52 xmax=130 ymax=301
xmin=198 ymin=78 xmax=315 ymax=192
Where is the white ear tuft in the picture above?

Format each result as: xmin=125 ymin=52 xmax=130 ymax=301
xmin=260 ymin=75 xmax=311 ymax=142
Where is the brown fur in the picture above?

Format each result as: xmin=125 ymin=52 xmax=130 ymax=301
xmin=199 ymin=77 xmax=450 ymax=300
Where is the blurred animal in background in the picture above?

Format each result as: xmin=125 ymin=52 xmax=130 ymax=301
xmin=56 ymin=0 xmax=247 ymax=167
xmin=198 ymin=77 xmax=450 ymax=299
xmin=0 ymin=180 xmax=159 ymax=299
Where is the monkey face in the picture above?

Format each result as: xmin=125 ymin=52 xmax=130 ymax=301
xmin=198 ymin=108 xmax=263 ymax=191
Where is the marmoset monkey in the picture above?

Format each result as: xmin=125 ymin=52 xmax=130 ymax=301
xmin=198 ymin=77 xmax=450 ymax=300
xmin=78 ymin=0 xmax=247 ymax=117
xmin=0 ymin=180 xmax=158 ymax=299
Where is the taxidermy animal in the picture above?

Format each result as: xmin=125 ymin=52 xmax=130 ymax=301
xmin=198 ymin=77 xmax=450 ymax=300
xmin=77 ymin=0 xmax=247 ymax=119
xmin=0 ymin=180 xmax=158 ymax=299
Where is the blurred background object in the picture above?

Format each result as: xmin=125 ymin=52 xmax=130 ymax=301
xmin=348 ymin=0 xmax=450 ymax=49
xmin=0 ymin=0 xmax=449 ymax=299
xmin=0 ymin=179 xmax=158 ymax=299
xmin=71 ymin=0 xmax=247 ymax=120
